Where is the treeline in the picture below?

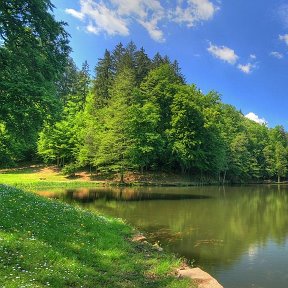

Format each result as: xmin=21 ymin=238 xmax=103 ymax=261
xmin=0 ymin=1 xmax=287 ymax=182
xmin=37 ymin=42 xmax=288 ymax=183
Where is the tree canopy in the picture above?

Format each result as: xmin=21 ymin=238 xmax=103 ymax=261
xmin=1 ymin=22 xmax=288 ymax=184
xmin=36 ymin=42 xmax=288 ymax=183
xmin=0 ymin=0 xmax=70 ymax=165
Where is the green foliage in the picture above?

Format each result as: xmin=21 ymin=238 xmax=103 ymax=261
xmin=168 ymin=85 xmax=205 ymax=172
xmin=90 ymin=68 xmax=137 ymax=180
xmin=38 ymin=103 xmax=84 ymax=166
xmin=128 ymin=102 xmax=163 ymax=171
xmin=39 ymin=42 xmax=288 ymax=182
xmin=92 ymin=49 xmax=113 ymax=108
xmin=275 ymin=142 xmax=288 ymax=181
xmin=37 ymin=57 xmax=90 ymax=168
xmin=61 ymin=163 xmax=78 ymax=177
xmin=0 ymin=27 xmax=285 ymax=183
xmin=0 ymin=0 xmax=70 ymax=164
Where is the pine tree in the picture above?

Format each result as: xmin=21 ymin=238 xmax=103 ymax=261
xmin=134 ymin=47 xmax=151 ymax=86
xmin=74 ymin=61 xmax=90 ymax=109
xmin=111 ymin=42 xmax=126 ymax=75
xmin=92 ymin=68 xmax=136 ymax=181
xmin=93 ymin=49 xmax=113 ymax=108
xmin=56 ymin=57 xmax=79 ymax=104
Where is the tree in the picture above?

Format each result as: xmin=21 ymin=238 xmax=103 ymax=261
xmin=92 ymin=49 xmax=113 ymax=108
xmin=134 ymin=47 xmax=151 ymax=86
xmin=128 ymin=102 xmax=163 ymax=172
xmin=196 ymin=91 xmax=226 ymax=179
xmin=168 ymin=85 xmax=205 ymax=173
xmin=111 ymin=42 xmax=126 ymax=75
xmin=74 ymin=61 xmax=90 ymax=109
xmin=37 ymin=61 xmax=90 ymax=167
xmin=264 ymin=126 xmax=288 ymax=182
xmin=121 ymin=41 xmax=137 ymax=71
xmin=0 ymin=0 xmax=70 ymax=164
xmin=56 ymin=57 xmax=79 ymax=104
xmin=230 ymin=132 xmax=251 ymax=180
xmin=89 ymin=68 xmax=136 ymax=181
xmin=38 ymin=101 xmax=84 ymax=166
xmin=140 ymin=64 xmax=183 ymax=168
xmin=141 ymin=64 xmax=183 ymax=132
xmin=244 ymin=119 xmax=268 ymax=179
xmin=275 ymin=142 xmax=288 ymax=182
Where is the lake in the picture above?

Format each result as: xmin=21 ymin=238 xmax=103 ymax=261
xmin=37 ymin=185 xmax=288 ymax=288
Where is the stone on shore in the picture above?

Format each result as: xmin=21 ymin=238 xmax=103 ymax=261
xmin=177 ymin=267 xmax=223 ymax=288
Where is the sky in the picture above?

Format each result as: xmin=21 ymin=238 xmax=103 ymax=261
xmin=52 ymin=0 xmax=288 ymax=129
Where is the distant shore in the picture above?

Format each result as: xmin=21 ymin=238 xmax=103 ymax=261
xmin=0 ymin=164 xmax=284 ymax=190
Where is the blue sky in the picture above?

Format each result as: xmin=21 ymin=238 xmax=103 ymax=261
xmin=53 ymin=0 xmax=288 ymax=129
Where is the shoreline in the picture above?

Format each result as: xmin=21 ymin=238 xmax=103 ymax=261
xmin=1 ymin=165 xmax=285 ymax=189
xmin=0 ymin=184 xmax=196 ymax=287
xmin=0 ymin=165 xmax=225 ymax=287
xmin=1 ymin=183 xmax=223 ymax=288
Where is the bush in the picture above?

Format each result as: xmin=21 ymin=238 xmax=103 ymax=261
xmin=62 ymin=163 xmax=78 ymax=177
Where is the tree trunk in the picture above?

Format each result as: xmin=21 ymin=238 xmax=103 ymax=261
xmin=278 ymin=175 xmax=281 ymax=183
xmin=223 ymin=170 xmax=227 ymax=185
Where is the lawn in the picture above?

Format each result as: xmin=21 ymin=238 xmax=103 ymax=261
xmin=0 ymin=185 xmax=193 ymax=287
xmin=0 ymin=165 xmax=104 ymax=190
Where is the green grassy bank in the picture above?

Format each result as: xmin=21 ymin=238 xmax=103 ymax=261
xmin=0 ymin=185 xmax=193 ymax=288
xmin=0 ymin=165 xmax=219 ymax=189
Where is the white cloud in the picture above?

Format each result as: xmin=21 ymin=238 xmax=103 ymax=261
xmin=207 ymin=43 xmax=238 ymax=64
xmin=279 ymin=34 xmax=288 ymax=45
xmin=111 ymin=0 xmax=165 ymax=41
xmin=80 ymin=0 xmax=129 ymax=36
xmin=245 ymin=112 xmax=266 ymax=125
xmin=86 ymin=23 xmax=98 ymax=34
xmin=207 ymin=43 xmax=257 ymax=74
xmin=65 ymin=0 xmax=219 ymax=42
xmin=237 ymin=63 xmax=255 ymax=74
xmin=270 ymin=51 xmax=284 ymax=59
xmin=173 ymin=0 xmax=219 ymax=27
xmin=138 ymin=18 xmax=165 ymax=42
xmin=278 ymin=4 xmax=288 ymax=28
xmin=65 ymin=8 xmax=84 ymax=20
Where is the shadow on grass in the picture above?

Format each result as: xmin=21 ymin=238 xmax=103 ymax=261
xmin=1 ymin=164 xmax=60 ymax=175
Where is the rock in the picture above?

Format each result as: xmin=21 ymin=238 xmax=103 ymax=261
xmin=131 ymin=234 xmax=147 ymax=242
xmin=152 ymin=242 xmax=163 ymax=251
xmin=177 ymin=267 xmax=223 ymax=288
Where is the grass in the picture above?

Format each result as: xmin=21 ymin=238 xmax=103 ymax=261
xmin=0 ymin=165 xmax=67 ymax=182
xmin=0 ymin=165 xmax=104 ymax=190
xmin=0 ymin=185 xmax=194 ymax=288
xmin=0 ymin=164 xmax=217 ymax=189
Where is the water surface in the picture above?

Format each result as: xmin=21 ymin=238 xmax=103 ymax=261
xmin=37 ymin=185 xmax=288 ymax=288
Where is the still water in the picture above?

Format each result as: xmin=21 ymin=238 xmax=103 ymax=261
xmin=37 ymin=185 xmax=288 ymax=288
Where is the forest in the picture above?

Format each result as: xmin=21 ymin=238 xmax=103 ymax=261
xmin=1 ymin=1 xmax=288 ymax=183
